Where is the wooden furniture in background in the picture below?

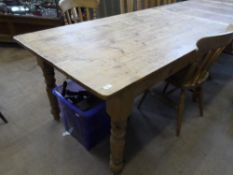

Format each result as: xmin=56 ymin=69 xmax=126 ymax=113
xmin=0 ymin=14 xmax=63 ymax=43
xmin=0 ymin=0 xmax=181 ymax=43
xmin=120 ymin=0 xmax=176 ymax=13
xmin=59 ymin=0 xmax=100 ymax=24
xmin=14 ymin=0 xmax=233 ymax=173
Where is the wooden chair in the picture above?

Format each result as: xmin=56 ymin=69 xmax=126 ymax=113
xmin=0 ymin=112 xmax=7 ymax=123
xmin=138 ymin=31 xmax=233 ymax=136
xmin=120 ymin=0 xmax=176 ymax=13
xmin=59 ymin=0 xmax=100 ymax=24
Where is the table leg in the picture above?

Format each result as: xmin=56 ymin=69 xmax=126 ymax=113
xmin=106 ymin=91 xmax=133 ymax=174
xmin=37 ymin=58 xmax=60 ymax=121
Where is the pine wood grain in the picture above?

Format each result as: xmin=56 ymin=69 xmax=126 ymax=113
xmin=14 ymin=10 xmax=229 ymax=99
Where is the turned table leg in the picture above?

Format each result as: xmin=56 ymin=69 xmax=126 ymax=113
xmin=107 ymin=91 xmax=133 ymax=174
xmin=110 ymin=120 xmax=127 ymax=173
xmin=37 ymin=57 xmax=60 ymax=121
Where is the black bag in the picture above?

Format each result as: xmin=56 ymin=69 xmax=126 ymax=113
xmin=61 ymin=81 xmax=100 ymax=111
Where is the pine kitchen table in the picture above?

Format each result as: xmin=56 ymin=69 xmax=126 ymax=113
xmin=14 ymin=0 xmax=233 ymax=173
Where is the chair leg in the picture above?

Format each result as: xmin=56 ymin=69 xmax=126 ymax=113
xmin=163 ymin=82 xmax=170 ymax=94
xmin=196 ymin=86 xmax=204 ymax=116
xmin=0 ymin=112 xmax=8 ymax=123
xmin=137 ymin=90 xmax=149 ymax=109
xmin=208 ymin=73 xmax=212 ymax=81
xmin=176 ymin=89 xmax=186 ymax=136
xmin=192 ymin=89 xmax=197 ymax=102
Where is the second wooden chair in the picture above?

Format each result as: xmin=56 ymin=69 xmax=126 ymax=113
xmin=138 ymin=31 xmax=233 ymax=136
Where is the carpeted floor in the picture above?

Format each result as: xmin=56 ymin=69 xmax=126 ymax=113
xmin=0 ymin=45 xmax=233 ymax=175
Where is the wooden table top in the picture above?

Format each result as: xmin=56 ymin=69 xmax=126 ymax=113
xmin=14 ymin=0 xmax=232 ymax=99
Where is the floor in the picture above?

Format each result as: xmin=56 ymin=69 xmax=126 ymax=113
xmin=0 ymin=44 xmax=233 ymax=175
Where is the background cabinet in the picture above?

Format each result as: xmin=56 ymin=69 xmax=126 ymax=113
xmin=0 ymin=0 xmax=62 ymax=43
xmin=0 ymin=0 xmax=60 ymax=17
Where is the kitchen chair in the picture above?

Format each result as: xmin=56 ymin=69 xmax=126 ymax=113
xmin=138 ymin=31 xmax=233 ymax=136
xmin=120 ymin=0 xmax=176 ymax=13
xmin=59 ymin=0 xmax=100 ymax=24
xmin=0 ymin=112 xmax=7 ymax=123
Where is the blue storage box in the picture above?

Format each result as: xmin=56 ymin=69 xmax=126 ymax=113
xmin=53 ymin=81 xmax=110 ymax=150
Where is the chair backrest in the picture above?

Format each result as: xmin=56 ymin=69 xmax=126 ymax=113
xmin=184 ymin=31 xmax=233 ymax=86
xmin=120 ymin=0 xmax=176 ymax=13
xmin=59 ymin=0 xmax=100 ymax=24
